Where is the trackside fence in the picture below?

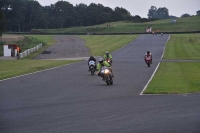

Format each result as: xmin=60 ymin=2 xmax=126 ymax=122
xmin=18 ymin=43 xmax=42 ymax=59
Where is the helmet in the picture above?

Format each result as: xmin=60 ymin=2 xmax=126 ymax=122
xmin=90 ymin=55 xmax=93 ymax=58
xmin=147 ymin=51 xmax=150 ymax=54
xmin=99 ymin=58 xmax=104 ymax=63
xmin=106 ymin=51 xmax=109 ymax=54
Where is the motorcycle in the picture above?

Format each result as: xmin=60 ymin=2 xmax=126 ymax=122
xmin=105 ymin=58 xmax=112 ymax=66
xmin=89 ymin=60 xmax=96 ymax=75
xmin=99 ymin=66 xmax=113 ymax=85
xmin=145 ymin=56 xmax=152 ymax=67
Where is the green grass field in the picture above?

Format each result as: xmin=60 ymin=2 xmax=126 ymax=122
xmin=22 ymin=35 xmax=56 ymax=59
xmin=163 ymin=34 xmax=200 ymax=60
xmin=36 ymin=16 xmax=200 ymax=33
xmin=0 ymin=60 xmax=80 ymax=80
xmin=78 ymin=35 xmax=137 ymax=56
xmin=145 ymin=34 xmax=200 ymax=94
xmin=0 ymin=35 xmax=81 ymax=80
xmin=144 ymin=62 xmax=200 ymax=94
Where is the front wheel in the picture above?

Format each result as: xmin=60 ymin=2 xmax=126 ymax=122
xmin=105 ymin=75 xmax=110 ymax=85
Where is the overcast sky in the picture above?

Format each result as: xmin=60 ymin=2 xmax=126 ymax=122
xmin=38 ymin=0 xmax=200 ymax=18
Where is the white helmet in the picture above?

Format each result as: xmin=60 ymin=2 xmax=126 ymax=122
xmin=106 ymin=51 xmax=109 ymax=54
xmin=99 ymin=58 xmax=104 ymax=63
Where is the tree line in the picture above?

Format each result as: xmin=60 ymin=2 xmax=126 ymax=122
xmin=0 ymin=0 xmax=158 ymax=33
xmin=0 ymin=0 xmax=199 ymax=34
xmin=148 ymin=6 xmax=200 ymax=19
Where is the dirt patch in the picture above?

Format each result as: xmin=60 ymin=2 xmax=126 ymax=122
xmin=1 ymin=35 xmax=25 ymax=42
xmin=35 ymin=36 xmax=90 ymax=59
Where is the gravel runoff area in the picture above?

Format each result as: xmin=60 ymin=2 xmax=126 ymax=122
xmin=0 ymin=35 xmax=25 ymax=42
xmin=35 ymin=36 xmax=90 ymax=60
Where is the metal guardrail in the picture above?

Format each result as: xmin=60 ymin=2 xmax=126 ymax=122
xmin=18 ymin=43 xmax=42 ymax=59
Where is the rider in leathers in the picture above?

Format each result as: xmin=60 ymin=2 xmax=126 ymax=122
xmin=144 ymin=51 xmax=153 ymax=64
xmin=96 ymin=58 xmax=114 ymax=78
xmin=88 ymin=55 xmax=97 ymax=70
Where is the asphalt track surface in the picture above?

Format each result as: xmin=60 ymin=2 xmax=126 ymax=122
xmin=0 ymin=35 xmax=200 ymax=133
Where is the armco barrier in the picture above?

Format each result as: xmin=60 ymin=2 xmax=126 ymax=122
xmin=18 ymin=43 xmax=42 ymax=59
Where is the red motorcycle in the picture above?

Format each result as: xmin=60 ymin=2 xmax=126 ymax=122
xmin=145 ymin=56 xmax=152 ymax=67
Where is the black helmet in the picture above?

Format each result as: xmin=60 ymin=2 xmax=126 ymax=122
xmin=147 ymin=51 xmax=150 ymax=54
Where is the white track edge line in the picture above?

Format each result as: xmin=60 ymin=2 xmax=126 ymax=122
xmin=161 ymin=35 xmax=170 ymax=59
xmin=139 ymin=62 xmax=160 ymax=95
xmin=139 ymin=35 xmax=171 ymax=95
xmin=0 ymin=62 xmax=82 ymax=82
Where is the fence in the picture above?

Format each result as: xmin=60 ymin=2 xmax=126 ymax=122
xmin=18 ymin=43 xmax=42 ymax=59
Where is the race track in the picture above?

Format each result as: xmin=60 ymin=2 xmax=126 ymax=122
xmin=0 ymin=35 xmax=200 ymax=133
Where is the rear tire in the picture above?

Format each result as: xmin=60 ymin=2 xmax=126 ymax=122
xmin=109 ymin=74 xmax=113 ymax=85
xmin=110 ymin=79 xmax=113 ymax=85
xmin=106 ymin=80 xmax=110 ymax=85
xmin=91 ymin=70 xmax=94 ymax=75
xmin=148 ymin=63 xmax=150 ymax=67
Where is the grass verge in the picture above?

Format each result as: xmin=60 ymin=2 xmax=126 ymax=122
xmin=78 ymin=35 xmax=137 ymax=56
xmin=22 ymin=35 xmax=56 ymax=59
xmin=36 ymin=16 xmax=200 ymax=33
xmin=163 ymin=34 xmax=200 ymax=60
xmin=144 ymin=62 xmax=200 ymax=94
xmin=0 ymin=60 xmax=80 ymax=80
xmin=0 ymin=35 xmax=81 ymax=80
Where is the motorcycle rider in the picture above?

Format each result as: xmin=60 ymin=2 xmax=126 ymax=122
xmin=144 ymin=51 xmax=153 ymax=64
xmin=103 ymin=51 xmax=113 ymax=63
xmin=96 ymin=58 xmax=114 ymax=78
xmin=88 ymin=55 xmax=96 ymax=71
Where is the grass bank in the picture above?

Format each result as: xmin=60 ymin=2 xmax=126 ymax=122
xmin=144 ymin=62 xmax=200 ymax=94
xmin=22 ymin=35 xmax=56 ymax=59
xmin=0 ymin=60 xmax=80 ymax=80
xmin=78 ymin=35 xmax=137 ymax=56
xmin=36 ymin=16 xmax=200 ymax=33
xmin=0 ymin=35 xmax=80 ymax=80
xmin=163 ymin=34 xmax=200 ymax=60
xmin=145 ymin=34 xmax=200 ymax=94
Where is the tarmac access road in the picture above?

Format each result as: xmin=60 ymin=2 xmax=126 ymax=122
xmin=0 ymin=35 xmax=200 ymax=133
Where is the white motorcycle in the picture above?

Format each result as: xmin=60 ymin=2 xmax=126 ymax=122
xmin=89 ymin=60 xmax=96 ymax=75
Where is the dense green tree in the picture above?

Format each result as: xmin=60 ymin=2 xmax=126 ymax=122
xmin=148 ymin=6 xmax=169 ymax=19
xmin=197 ymin=10 xmax=200 ymax=16
xmin=181 ymin=13 xmax=190 ymax=18
xmin=148 ymin=6 xmax=157 ymax=19
xmin=169 ymin=15 xmax=177 ymax=19
xmin=25 ymin=0 xmax=42 ymax=30
xmin=9 ymin=0 xmax=27 ymax=32
xmin=156 ymin=7 xmax=169 ymax=19
xmin=0 ymin=10 xmax=6 ymax=37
